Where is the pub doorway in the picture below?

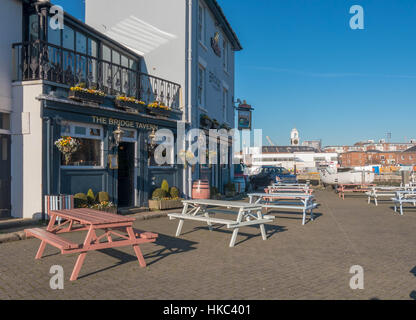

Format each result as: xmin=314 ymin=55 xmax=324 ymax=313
xmin=0 ymin=135 xmax=11 ymax=217
xmin=117 ymin=142 xmax=135 ymax=208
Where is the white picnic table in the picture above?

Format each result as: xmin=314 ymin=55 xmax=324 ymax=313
xmin=392 ymin=190 xmax=416 ymax=215
xmin=168 ymin=199 xmax=275 ymax=247
xmin=248 ymin=192 xmax=317 ymax=225
xmin=366 ymin=186 xmax=411 ymax=206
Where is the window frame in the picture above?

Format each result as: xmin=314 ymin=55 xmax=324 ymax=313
xmin=198 ymin=64 xmax=206 ymax=107
xmin=198 ymin=3 xmax=206 ymax=45
xmin=60 ymin=122 xmax=104 ymax=169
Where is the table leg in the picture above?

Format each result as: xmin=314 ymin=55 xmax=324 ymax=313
xmin=230 ymin=228 xmax=240 ymax=248
xmin=229 ymin=208 xmax=244 ymax=247
xmin=127 ymin=227 xmax=146 ymax=267
xmin=175 ymin=203 xmax=188 ymax=237
xmin=70 ymin=226 xmax=95 ymax=281
xmin=34 ymin=214 xmax=58 ymax=259
xmin=176 ymin=220 xmax=184 ymax=237
xmin=257 ymin=210 xmax=267 ymax=241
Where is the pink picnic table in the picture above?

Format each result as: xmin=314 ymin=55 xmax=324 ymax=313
xmin=336 ymin=183 xmax=376 ymax=200
xmin=25 ymin=208 xmax=158 ymax=281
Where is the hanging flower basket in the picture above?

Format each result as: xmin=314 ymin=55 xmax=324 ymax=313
xmin=55 ymin=136 xmax=80 ymax=165
xmin=69 ymin=86 xmax=106 ymax=105
xmin=115 ymin=96 xmax=147 ymax=113
xmin=211 ymin=119 xmax=220 ymax=129
xmin=200 ymin=115 xmax=212 ymax=129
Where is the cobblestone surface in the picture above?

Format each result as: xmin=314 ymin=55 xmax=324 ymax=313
xmin=0 ymin=190 xmax=415 ymax=300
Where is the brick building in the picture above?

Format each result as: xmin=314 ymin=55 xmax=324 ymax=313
xmin=340 ymin=148 xmax=416 ymax=167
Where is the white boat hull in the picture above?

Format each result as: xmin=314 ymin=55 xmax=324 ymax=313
xmin=320 ymin=169 xmax=375 ymax=185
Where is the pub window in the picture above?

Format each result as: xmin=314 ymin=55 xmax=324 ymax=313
xmin=198 ymin=4 xmax=205 ymax=44
xmin=223 ymin=87 xmax=228 ymax=122
xmin=62 ymin=25 xmax=75 ymax=50
xmin=60 ymin=122 xmax=103 ymax=168
xmin=47 ymin=17 xmax=61 ymax=46
xmin=148 ymin=135 xmax=174 ymax=167
xmin=223 ymin=38 xmax=228 ymax=71
xmin=198 ymin=65 xmax=205 ymax=107
xmin=0 ymin=113 xmax=10 ymax=131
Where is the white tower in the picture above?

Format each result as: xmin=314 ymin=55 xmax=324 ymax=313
xmin=291 ymin=128 xmax=300 ymax=146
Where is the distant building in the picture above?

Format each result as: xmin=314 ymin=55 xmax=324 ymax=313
xmin=290 ymin=128 xmax=300 ymax=146
xmin=339 ymin=148 xmax=416 ymax=167
xmin=324 ymin=140 xmax=416 ymax=154
xmin=302 ymin=140 xmax=322 ymax=151
xmin=236 ymin=146 xmax=338 ymax=172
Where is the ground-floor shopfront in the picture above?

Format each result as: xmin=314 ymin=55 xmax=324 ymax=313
xmin=40 ymin=97 xmax=184 ymax=213
xmin=0 ymin=132 xmax=11 ymax=218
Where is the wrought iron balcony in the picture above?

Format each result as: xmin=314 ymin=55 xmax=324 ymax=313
xmin=12 ymin=41 xmax=182 ymax=111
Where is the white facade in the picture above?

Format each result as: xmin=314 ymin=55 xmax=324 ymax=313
xmin=86 ymin=0 xmax=241 ymax=195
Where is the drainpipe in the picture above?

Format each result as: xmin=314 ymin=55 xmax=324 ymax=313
xmin=185 ymin=0 xmax=193 ymax=198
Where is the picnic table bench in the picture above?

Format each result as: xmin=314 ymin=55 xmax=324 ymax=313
xmin=168 ymin=199 xmax=274 ymax=247
xmin=392 ymin=191 xmax=416 ymax=215
xmin=25 ymin=208 xmax=158 ymax=281
xmin=248 ymin=193 xmax=317 ymax=225
xmin=266 ymin=185 xmax=314 ymax=195
xmin=366 ymin=186 xmax=410 ymax=206
xmin=336 ymin=183 xmax=376 ymax=200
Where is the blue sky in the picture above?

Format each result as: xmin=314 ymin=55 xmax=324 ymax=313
xmin=54 ymin=0 xmax=416 ymax=146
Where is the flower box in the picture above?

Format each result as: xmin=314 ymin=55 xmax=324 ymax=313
xmin=148 ymin=199 xmax=183 ymax=211
xmin=211 ymin=121 xmax=220 ymax=129
xmin=115 ymin=99 xmax=147 ymax=113
xmin=97 ymin=207 xmax=118 ymax=214
xmin=69 ymin=90 xmax=105 ymax=105
xmin=148 ymin=107 xmax=171 ymax=118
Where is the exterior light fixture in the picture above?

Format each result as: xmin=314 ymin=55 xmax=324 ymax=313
xmin=148 ymin=128 xmax=157 ymax=150
xmin=111 ymin=124 xmax=123 ymax=148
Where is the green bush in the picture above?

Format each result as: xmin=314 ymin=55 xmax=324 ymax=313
xmin=152 ymin=188 xmax=168 ymax=200
xmin=87 ymin=189 xmax=95 ymax=204
xmin=74 ymin=193 xmax=88 ymax=208
xmin=161 ymin=179 xmax=169 ymax=194
xmin=170 ymin=187 xmax=180 ymax=199
xmin=96 ymin=191 xmax=109 ymax=203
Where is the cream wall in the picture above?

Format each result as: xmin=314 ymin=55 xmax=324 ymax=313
xmin=11 ymin=82 xmax=44 ymax=219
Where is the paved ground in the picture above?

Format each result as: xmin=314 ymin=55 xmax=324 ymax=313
xmin=0 ymin=189 xmax=416 ymax=300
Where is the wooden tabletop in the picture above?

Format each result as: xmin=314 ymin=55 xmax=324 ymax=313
xmin=182 ymin=199 xmax=262 ymax=209
xmin=50 ymin=208 xmax=136 ymax=225
xmin=249 ymin=193 xmax=313 ymax=199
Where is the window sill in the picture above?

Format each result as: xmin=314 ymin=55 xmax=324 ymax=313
xmin=60 ymin=166 xmax=105 ymax=170
xmin=198 ymin=106 xmax=208 ymax=114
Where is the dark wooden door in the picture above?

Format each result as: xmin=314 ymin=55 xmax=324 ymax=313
xmin=0 ymin=135 xmax=11 ymax=217
xmin=117 ymin=142 xmax=135 ymax=208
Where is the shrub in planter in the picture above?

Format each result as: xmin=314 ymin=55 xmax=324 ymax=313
xmin=74 ymin=193 xmax=88 ymax=208
xmin=96 ymin=191 xmax=109 ymax=203
xmin=161 ymin=180 xmax=170 ymax=194
xmin=170 ymin=187 xmax=180 ymax=199
xmin=87 ymin=189 xmax=95 ymax=205
xmin=152 ymin=188 xmax=168 ymax=200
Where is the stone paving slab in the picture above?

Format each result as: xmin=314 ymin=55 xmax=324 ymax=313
xmin=0 ymin=190 xmax=416 ymax=300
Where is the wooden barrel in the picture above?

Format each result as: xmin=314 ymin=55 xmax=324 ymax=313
xmin=192 ymin=180 xmax=210 ymax=199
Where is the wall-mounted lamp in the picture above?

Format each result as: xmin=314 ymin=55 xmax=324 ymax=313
xmin=110 ymin=124 xmax=123 ymax=149
xmin=147 ymin=128 xmax=157 ymax=151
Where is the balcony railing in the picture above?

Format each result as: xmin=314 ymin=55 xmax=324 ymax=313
xmin=12 ymin=41 xmax=181 ymax=111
